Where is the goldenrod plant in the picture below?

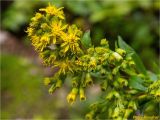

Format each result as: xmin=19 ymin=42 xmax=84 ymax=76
xmin=26 ymin=4 xmax=160 ymax=119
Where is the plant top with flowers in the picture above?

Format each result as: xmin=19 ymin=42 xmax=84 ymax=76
xmin=26 ymin=4 xmax=160 ymax=119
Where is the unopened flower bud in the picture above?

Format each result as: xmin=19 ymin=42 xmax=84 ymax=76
xmin=67 ymin=87 xmax=78 ymax=105
xmin=87 ymin=48 xmax=94 ymax=55
xmin=44 ymin=77 xmax=51 ymax=85
xmin=109 ymin=52 xmax=123 ymax=63
xmin=129 ymin=61 xmax=135 ymax=67
xmin=106 ymin=91 xmax=114 ymax=100
xmin=113 ymin=91 xmax=120 ymax=98
xmin=100 ymin=80 xmax=108 ymax=91
xmin=41 ymin=23 xmax=49 ymax=29
xmin=79 ymin=87 xmax=86 ymax=101
xmin=112 ymin=107 xmax=120 ymax=118
xmin=113 ymin=52 xmax=123 ymax=61
xmin=112 ymin=67 xmax=119 ymax=75
xmin=48 ymin=84 xmax=56 ymax=94
xmin=55 ymin=79 xmax=62 ymax=88
xmin=89 ymin=57 xmax=97 ymax=68
xmin=124 ymin=109 xmax=133 ymax=119
xmin=128 ymin=101 xmax=137 ymax=110
xmin=71 ymin=77 xmax=79 ymax=87
xmin=85 ymin=111 xmax=95 ymax=120
xmin=85 ymin=73 xmax=93 ymax=86
xmin=117 ymin=77 xmax=128 ymax=87
xmin=100 ymin=39 xmax=109 ymax=47
xmin=116 ymin=48 xmax=126 ymax=57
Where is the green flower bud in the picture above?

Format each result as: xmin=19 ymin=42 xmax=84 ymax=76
xmin=100 ymin=68 xmax=107 ymax=75
xmin=44 ymin=77 xmax=51 ymax=85
xmin=79 ymin=87 xmax=86 ymax=101
xmin=117 ymin=77 xmax=128 ymax=87
xmin=100 ymin=39 xmax=109 ymax=47
xmin=48 ymin=84 xmax=56 ymax=94
xmin=112 ymin=67 xmax=120 ymax=75
xmin=67 ymin=87 xmax=78 ymax=105
xmin=100 ymin=80 xmax=108 ymax=91
xmin=87 ymin=48 xmax=94 ymax=55
xmin=116 ymin=48 xmax=126 ymax=57
xmin=71 ymin=77 xmax=79 ymax=87
xmin=124 ymin=109 xmax=133 ymax=119
xmin=113 ymin=91 xmax=120 ymax=98
xmin=112 ymin=107 xmax=120 ymax=118
xmin=55 ymin=79 xmax=62 ymax=88
xmin=109 ymin=52 xmax=123 ymax=63
xmin=128 ymin=61 xmax=135 ymax=67
xmin=107 ymin=91 xmax=121 ymax=100
xmin=128 ymin=101 xmax=137 ymax=110
xmin=89 ymin=57 xmax=97 ymax=68
xmin=41 ymin=23 xmax=49 ymax=29
xmin=85 ymin=111 xmax=95 ymax=120
xmin=85 ymin=73 xmax=93 ymax=86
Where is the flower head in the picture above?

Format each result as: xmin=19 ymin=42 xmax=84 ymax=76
xmin=50 ymin=20 xmax=67 ymax=44
xmin=54 ymin=59 xmax=74 ymax=75
xmin=67 ymin=88 xmax=79 ymax=105
xmin=60 ymin=25 xmax=82 ymax=54
xmin=39 ymin=3 xmax=64 ymax=19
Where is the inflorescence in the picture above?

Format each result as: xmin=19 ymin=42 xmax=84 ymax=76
xmin=26 ymin=4 xmax=160 ymax=120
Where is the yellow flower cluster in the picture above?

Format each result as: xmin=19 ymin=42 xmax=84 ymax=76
xmin=26 ymin=3 xmax=82 ymax=68
xmin=27 ymin=4 xmax=159 ymax=119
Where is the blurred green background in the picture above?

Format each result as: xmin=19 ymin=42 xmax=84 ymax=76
xmin=1 ymin=0 xmax=159 ymax=119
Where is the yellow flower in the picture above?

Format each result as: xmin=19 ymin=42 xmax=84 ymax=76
xmin=85 ymin=111 xmax=95 ymax=120
xmin=44 ymin=77 xmax=51 ymax=85
xmin=39 ymin=33 xmax=51 ymax=51
xmin=60 ymin=25 xmax=82 ymax=54
xmin=31 ymin=33 xmax=50 ymax=52
xmin=31 ymin=13 xmax=43 ymax=21
xmin=85 ymin=73 xmax=93 ymax=86
xmin=50 ymin=20 xmax=67 ymax=44
xmin=89 ymin=57 xmax=97 ymax=69
xmin=79 ymin=87 xmax=86 ymax=101
xmin=67 ymin=88 xmax=78 ymax=105
xmin=53 ymin=59 xmax=74 ymax=74
xmin=26 ymin=27 xmax=34 ymax=36
xmin=39 ymin=3 xmax=64 ymax=19
xmin=31 ymin=35 xmax=40 ymax=48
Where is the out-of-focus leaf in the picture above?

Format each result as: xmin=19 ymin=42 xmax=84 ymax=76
xmin=128 ymin=76 xmax=147 ymax=91
xmin=90 ymin=2 xmax=131 ymax=23
xmin=65 ymin=0 xmax=89 ymax=16
xmin=118 ymin=36 xmax=147 ymax=75
xmin=81 ymin=30 xmax=92 ymax=48
xmin=147 ymin=71 xmax=158 ymax=81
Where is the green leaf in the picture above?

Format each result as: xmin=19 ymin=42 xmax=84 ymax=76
xmin=147 ymin=71 xmax=158 ymax=81
xmin=128 ymin=76 xmax=147 ymax=91
xmin=81 ymin=30 xmax=92 ymax=48
xmin=117 ymin=36 xmax=147 ymax=75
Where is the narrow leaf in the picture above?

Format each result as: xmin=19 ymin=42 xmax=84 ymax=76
xmin=128 ymin=76 xmax=147 ymax=91
xmin=81 ymin=30 xmax=92 ymax=48
xmin=117 ymin=36 xmax=147 ymax=75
